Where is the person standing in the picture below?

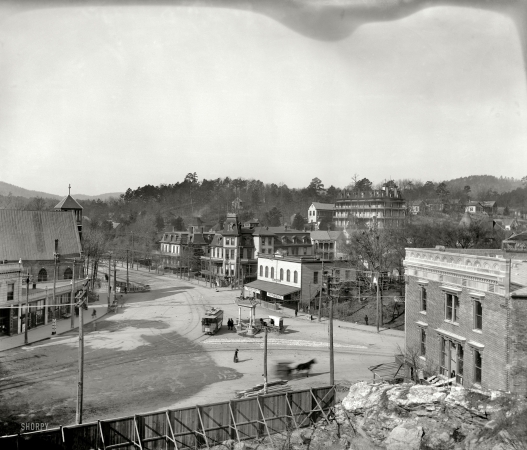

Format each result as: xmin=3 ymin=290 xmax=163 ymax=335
xmin=295 ymin=309 xmax=298 ymax=317
xmin=234 ymin=349 xmax=239 ymax=363
xmin=364 ymin=315 xmax=369 ymax=325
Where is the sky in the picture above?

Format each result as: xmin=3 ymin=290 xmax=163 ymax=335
xmin=1 ymin=2 xmax=527 ymax=196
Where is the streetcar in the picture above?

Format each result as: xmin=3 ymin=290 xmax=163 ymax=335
xmin=201 ymin=308 xmax=224 ymax=335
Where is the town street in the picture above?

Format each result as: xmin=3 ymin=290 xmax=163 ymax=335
xmin=0 ymin=266 xmax=404 ymax=428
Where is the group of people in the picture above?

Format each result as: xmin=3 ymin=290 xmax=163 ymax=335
xmin=227 ymin=318 xmax=236 ymax=330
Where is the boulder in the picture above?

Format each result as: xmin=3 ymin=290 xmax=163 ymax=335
xmin=384 ymin=425 xmax=423 ymax=450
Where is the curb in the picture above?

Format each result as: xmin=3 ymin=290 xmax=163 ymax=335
xmin=337 ymin=324 xmax=404 ymax=337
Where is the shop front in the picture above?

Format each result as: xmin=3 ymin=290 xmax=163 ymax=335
xmin=243 ymin=280 xmax=300 ymax=310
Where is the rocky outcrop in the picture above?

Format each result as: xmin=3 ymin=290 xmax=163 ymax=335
xmin=339 ymin=381 xmax=527 ymax=450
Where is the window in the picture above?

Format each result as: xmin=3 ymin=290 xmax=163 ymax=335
xmin=420 ymin=287 xmax=427 ymax=312
xmin=474 ymin=350 xmax=482 ymax=384
xmin=271 ymin=268 xmax=274 ymax=279
xmin=38 ymin=268 xmax=47 ymax=282
xmin=7 ymin=283 xmax=14 ymax=301
xmin=457 ymin=345 xmax=464 ymax=385
xmin=231 ymin=249 xmax=235 ymax=260
xmin=440 ymin=338 xmax=448 ymax=376
xmin=64 ymin=268 xmax=73 ymax=280
xmin=314 ymin=271 xmax=319 ymax=284
xmin=420 ymin=328 xmax=426 ymax=357
xmin=287 ymin=270 xmax=290 ymax=282
xmin=294 ymin=271 xmax=298 ymax=283
xmin=265 ymin=267 xmax=268 ymax=278
xmin=439 ymin=337 xmax=465 ymax=384
xmin=445 ymin=293 xmax=459 ymax=323
xmin=260 ymin=265 xmax=263 ymax=277
xmin=261 ymin=238 xmax=265 ymax=245
xmin=280 ymin=268 xmax=284 ymax=281
xmin=474 ymin=300 xmax=483 ymax=330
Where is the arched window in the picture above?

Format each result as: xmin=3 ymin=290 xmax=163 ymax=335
xmin=271 ymin=268 xmax=275 ymax=279
xmin=260 ymin=265 xmax=263 ymax=277
xmin=280 ymin=269 xmax=284 ymax=281
xmin=294 ymin=271 xmax=298 ymax=283
xmin=265 ymin=267 xmax=269 ymax=278
xmin=38 ymin=268 xmax=47 ymax=282
xmin=287 ymin=270 xmax=290 ymax=282
xmin=64 ymin=268 xmax=73 ymax=280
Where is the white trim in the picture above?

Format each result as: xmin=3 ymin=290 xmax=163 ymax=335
xmin=467 ymin=340 xmax=485 ymax=350
xmin=435 ymin=328 xmax=466 ymax=343
xmin=417 ymin=279 xmax=429 ymax=285
xmin=415 ymin=321 xmax=428 ymax=328
xmin=440 ymin=285 xmax=462 ymax=293
xmin=468 ymin=291 xmax=485 ymax=298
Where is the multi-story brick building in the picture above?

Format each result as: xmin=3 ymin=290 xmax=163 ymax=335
xmin=252 ymin=226 xmax=313 ymax=258
xmin=334 ymin=187 xmax=406 ymax=229
xmin=403 ymin=246 xmax=527 ymax=394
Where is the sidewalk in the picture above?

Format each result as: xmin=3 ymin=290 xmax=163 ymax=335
xmin=0 ymin=294 xmax=111 ymax=352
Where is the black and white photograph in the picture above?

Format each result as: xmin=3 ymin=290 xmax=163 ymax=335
xmin=1 ymin=0 xmax=527 ymax=448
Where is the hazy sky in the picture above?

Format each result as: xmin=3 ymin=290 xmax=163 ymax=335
xmin=1 ymin=3 xmax=526 ymax=196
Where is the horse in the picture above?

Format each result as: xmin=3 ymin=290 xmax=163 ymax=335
xmin=295 ymin=359 xmax=316 ymax=377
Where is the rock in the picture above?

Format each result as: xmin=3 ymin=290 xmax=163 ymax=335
xmin=484 ymin=420 xmax=498 ymax=431
xmin=233 ymin=442 xmax=246 ymax=450
xmin=384 ymin=425 xmax=423 ymax=450
xmin=289 ymin=429 xmax=304 ymax=445
xmin=221 ymin=439 xmax=236 ymax=449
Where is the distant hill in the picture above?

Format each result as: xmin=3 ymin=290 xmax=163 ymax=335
xmin=444 ymin=175 xmax=522 ymax=194
xmin=0 ymin=181 xmax=122 ymax=201
xmin=0 ymin=181 xmax=60 ymax=199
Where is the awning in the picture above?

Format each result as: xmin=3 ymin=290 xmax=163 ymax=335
xmin=244 ymin=280 xmax=300 ymax=300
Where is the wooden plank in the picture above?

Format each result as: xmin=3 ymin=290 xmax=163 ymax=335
xmin=166 ymin=410 xmax=179 ymax=450
xmin=285 ymin=394 xmax=298 ymax=430
xmin=134 ymin=415 xmax=144 ymax=450
xmin=196 ymin=406 xmax=210 ymax=449
xmin=257 ymin=396 xmax=273 ymax=445
xmin=229 ymin=401 xmax=241 ymax=443
xmin=309 ymin=389 xmax=331 ymax=425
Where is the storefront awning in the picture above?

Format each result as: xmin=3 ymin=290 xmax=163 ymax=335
xmin=244 ymin=280 xmax=300 ymax=299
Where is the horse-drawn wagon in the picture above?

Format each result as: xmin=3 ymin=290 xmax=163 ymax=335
xmin=259 ymin=315 xmax=284 ymax=333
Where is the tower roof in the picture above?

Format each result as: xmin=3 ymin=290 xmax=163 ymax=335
xmin=54 ymin=194 xmax=83 ymax=210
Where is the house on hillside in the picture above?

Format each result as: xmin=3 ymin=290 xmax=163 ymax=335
xmin=409 ymin=200 xmax=426 ymax=215
xmin=307 ymin=202 xmax=334 ymax=230
xmin=310 ymin=230 xmax=345 ymax=260
xmin=465 ymin=201 xmax=497 ymax=215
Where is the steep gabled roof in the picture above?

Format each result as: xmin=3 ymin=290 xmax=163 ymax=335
xmin=311 ymin=202 xmax=334 ymax=211
xmin=54 ymin=195 xmax=83 ymax=210
xmin=0 ymin=210 xmax=82 ymax=261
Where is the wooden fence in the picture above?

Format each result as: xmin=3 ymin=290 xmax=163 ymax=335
xmin=1 ymin=386 xmax=335 ymax=450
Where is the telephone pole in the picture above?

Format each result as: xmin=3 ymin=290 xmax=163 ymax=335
xmin=76 ymin=284 xmax=88 ymax=424
xmin=107 ymin=253 xmax=112 ymax=310
xmin=263 ymin=327 xmax=268 ymax=394
xmin=318 ymin=260 xmax=324 ymax=322
xmin=113 ymin=260 xmax=117 ymax=304
xmin=24 ymin=273 xmax=29 ymax=344
xmin=126 ymin=250 xmax=129 ymax=293
xmin=52 ymin=241 xmax=59 ymax=335
xmin=376 ymin=272 xmax=380 ymax=333
xmin=329 ymin=290 xmax=334 ymax=386
xmin=71 ymin=259 xmax=76 ymax=329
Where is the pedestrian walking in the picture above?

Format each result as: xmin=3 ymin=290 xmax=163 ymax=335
xmin=234 ymin=349 xmax=239 ymax=363
xmin=227 ymin=318 xmax=230 ymax=330
xmin=295 ymin=309 xmax=298 ymax=317
xmin=364 ymin=315 xmax=369 ymax=325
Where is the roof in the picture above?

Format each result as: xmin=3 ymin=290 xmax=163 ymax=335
xmin=409 ymin=200 xmax=424 ymax=206
xmin=0 ymin=210 xmax=82 ymax=261
xmin=506 ymin=231 xmax=527 ymax=241
xmin=310 ymin=230 xmax=342 ymax=241
xmin=245 ymin=279 xmax=300 ymax=296
xmin=311 ymin=202 xmax=334 ymax=211
xmin=54 ymin=195 xmax=83 ymax=210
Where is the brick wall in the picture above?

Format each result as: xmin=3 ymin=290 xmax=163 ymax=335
xmin=406 ymin=277 xmax=509 ymax=391
xmin=510 ymin=297 xmax=527 ymax=395
xmin=299 ymin=263 xmax=323 ymax=308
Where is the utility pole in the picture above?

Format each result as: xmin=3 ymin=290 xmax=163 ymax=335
xmin=71 ymin=259 xmax=76 ymax=329
xmin=131 ymin=232 xmax=134 ymax=269
xmin=107 ymin=253 xmax=112 ymax=310
xmin=263 ymin=327 xmax=268 ymax=394
xmin=329 ymin=282 xmax=334 ymax=386
xmin=52 ymin=240 xmax=59 ymax=336
xmin=76 ymin=285 xmax=87 ymax=425
xmin=376 ymin=271 xmax=380 ymax=333
xmin=24 ymin=273 xmax=29 ymax=344
xmin=113 ymin=260 xmax=117 ymax=304
xmin=318 ymin=260 xmax=324 ymax=322
xmin=126 ymin=249 xmax=129 ymax=293
xmin=209 ymin=246 xmax=212 ymax=289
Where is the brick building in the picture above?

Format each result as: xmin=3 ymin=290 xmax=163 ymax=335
xmin=0 ymin=263 xmax=21 ymax=336
xmin=252 ymin=226 xmax=312 ymax=258
xmin=403 ymin=247 xmax=527 ymax=394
